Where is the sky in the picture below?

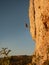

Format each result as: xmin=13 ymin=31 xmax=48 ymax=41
xmin=0 ymin=0 xmax=35 ymax=56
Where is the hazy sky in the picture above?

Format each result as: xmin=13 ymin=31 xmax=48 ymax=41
xmin=0 ymin=0 xmax=35 ymax=55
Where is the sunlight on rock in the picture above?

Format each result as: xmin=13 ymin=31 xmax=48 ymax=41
xmin=29 ymin=0 xmax=49 ymax=65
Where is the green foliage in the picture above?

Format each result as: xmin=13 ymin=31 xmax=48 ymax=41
xmin=0 ymin=57 xmax=10 ymax=65
xmin=0 ymin=55 xmax=32 ymax=65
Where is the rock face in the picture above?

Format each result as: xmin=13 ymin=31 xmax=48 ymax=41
xmin=29 ymin=0 xmax=49 ymax=65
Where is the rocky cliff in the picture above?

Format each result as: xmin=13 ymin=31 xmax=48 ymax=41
xmin=29 ymin=0 xmax=49 ymax=65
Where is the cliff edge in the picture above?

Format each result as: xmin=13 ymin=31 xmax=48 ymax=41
xmin=29 ymin=0 xmax=49 ymax=65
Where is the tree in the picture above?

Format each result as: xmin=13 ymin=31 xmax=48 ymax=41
xmin=0 ymin=48 xmax=11 ymax=65
xmin=0 ymin=48 xmax=11 ymax=57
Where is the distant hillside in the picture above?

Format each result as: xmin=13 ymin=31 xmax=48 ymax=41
xmin=0 ymin=55 xmax=32 ymax=65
